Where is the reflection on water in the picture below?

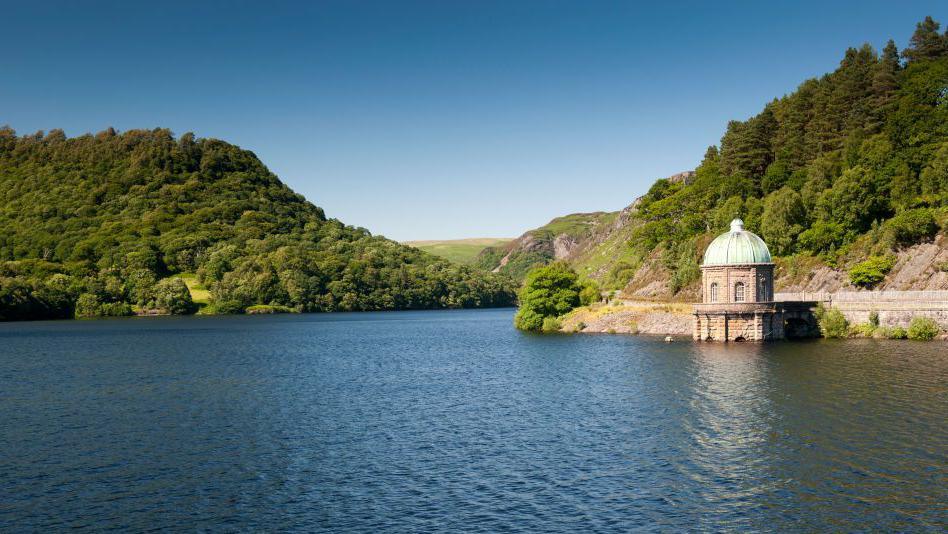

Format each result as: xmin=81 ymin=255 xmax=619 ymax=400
xmin=0 ymin=311 xmax=945 ymax=531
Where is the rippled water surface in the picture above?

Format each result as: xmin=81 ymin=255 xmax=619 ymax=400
xmin=1 ymin=309 xmax=946 ymax=531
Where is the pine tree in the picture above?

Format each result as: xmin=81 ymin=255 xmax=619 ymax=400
xmin=869 ymin=40 xmax=900 ymax=131
xmin=902 ymin=16 xmax=948 ymax=63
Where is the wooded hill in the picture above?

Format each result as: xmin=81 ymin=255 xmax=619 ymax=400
xmin=480 ymin=17 xmax=948 ymax=297
xmin=0 ymin=129 xmax=515 ymax=320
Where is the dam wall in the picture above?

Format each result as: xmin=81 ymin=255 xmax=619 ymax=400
xmin=775 ymin=291 xmax=948 ymax=329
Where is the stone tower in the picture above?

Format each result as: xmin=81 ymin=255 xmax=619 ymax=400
xmin=693 ymin=219 xmax=784 ymax=341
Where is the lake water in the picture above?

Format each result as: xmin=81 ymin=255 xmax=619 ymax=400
xmin=1 ymin=308 xmax=945 ymax=531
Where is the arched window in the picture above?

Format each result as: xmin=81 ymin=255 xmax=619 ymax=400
xmin=709 ymin=283 xmax=718 ymax=303
xmin=734 ymin=282 xmax=745 ymax=302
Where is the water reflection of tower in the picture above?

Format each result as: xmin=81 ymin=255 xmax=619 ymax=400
xmin=677 ymin=342 xmax=776 ymax=524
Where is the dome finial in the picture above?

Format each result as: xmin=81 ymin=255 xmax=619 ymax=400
xmin=730 ymin=218 xmax=744 ymax=232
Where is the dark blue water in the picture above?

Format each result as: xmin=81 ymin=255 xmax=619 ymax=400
xmin=1 ymin=309 xmax=945 ymax=531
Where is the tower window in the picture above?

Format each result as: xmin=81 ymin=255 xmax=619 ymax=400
xmin=734 ymin=282 xmax=745 ymax=302
xmin=710 ymin=283 xmax=718 ymax=302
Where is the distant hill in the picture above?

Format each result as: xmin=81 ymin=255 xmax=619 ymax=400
xmin=473 ymin=212 xmax=620 ymax=281
xmin=0 ymin=129 xmax=515 ymax=320
xmin=403 ymin=238 xmax=512 ymax=265
xmin=493 ymin=18 xmax=948 ymax=297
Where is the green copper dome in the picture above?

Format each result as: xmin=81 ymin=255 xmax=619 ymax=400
xmin=702 ymin=219 xmax=772 ymax=265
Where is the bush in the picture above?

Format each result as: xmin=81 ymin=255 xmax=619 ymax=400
xmin=886 ymin=326 xmax=908 ymax=339
xmin=514 ymin=262 xmax=581 ymax=332
xmin=575 ymin=321 xmax=587 ymax=332
xmin=149 ymin=278 xmax=196 ymax=315
xmin=579 ymin=281 xmax=601 ymax=306
xmin=817 ymin=307 xmax=849 ymax=338
xmin=869 ymin=311 xmax=879 ymax=327
xmin=883 ymin=208 xmax=938 ymax=246
xmin=849 ymin=256 xmax=895 ymax=288
xmin=541 ymin=317 xmax=562 ymax=333
xmin=907 ymin=317 xmax=940 ymax=340
xmin=852 ymin=323 xmax=876 ymax=337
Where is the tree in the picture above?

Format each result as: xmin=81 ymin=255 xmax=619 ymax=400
xmin=760 ymin=187 xmax=807 ymax=255
xmin=514 ymin=262 xmax=581 ymax=332
xmin=902 ymin=16 xmax=948 ymax=63
xmin=871 ymin=40 xmax=901 ymax=117
xmin=150 ymin=278 xmax=196 ymax=315
xmin=815 ymin=166 xmax=891 ymax=233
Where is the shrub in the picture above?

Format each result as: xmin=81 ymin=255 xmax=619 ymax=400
xmin=628 ymin=320 xmax=640 ymax=335
xmin=579 ymin=281 xmax=601 ymax=306
xmin=575 ymin=321 xmax=587 ymax=332
xmin=883 ymin=208 xmax=938 ymax=246
xmin=541 ymin=317 xmax=562 ymax=333
xmin=869 ymin=311 xmax=879 ymax=327
xmin=817 ymin=307 xmax=849 ymax=338
xmin=907 ymin=317 xmax=940 ymax=340
xmin=852 ymin=323 xmax=876 ymax=337
xmin=886 ymin=326 xmax=908 ymax=339
xmin=149 ymin=278 xmax=196 ymax=315
xmin=849 ymin=256 xmax=895 ymax=288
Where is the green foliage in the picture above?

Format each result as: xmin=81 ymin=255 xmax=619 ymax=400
xmin=760 ymin=187 xmax=807 ymax=255
xmin=0 ymin=128 xmax=515 ymax=320
xmin=798 ymin=221 xmax=851 ymax=255
xmin=848 ymin=256 xmax=895 ymax=288
xmin=869 ymin=311 xmax=880 ymax=327
xmin=579 ymin=279 xmax=601 ymax=306
xmin=907 ymin=316 xmax=940 ymax=340
xmin=514 ymin=262 xmax=581 ymax=332
xmin=883 ymin=208 xmax=939 ymax=246
xmin=852 ymin=323 xmax=877 ymax=337
xmin=148 ymin=278 xmax=196 ymax=315
xmin=816 ymin=306 xmax=850 ymax=338
xmin=541 ymin=316 xmax=562 ymax=333
xmin=886 ymin=326 xmax=908 ymax=339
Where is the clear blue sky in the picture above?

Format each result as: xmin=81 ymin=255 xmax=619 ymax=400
xmin=2 ymin=1 xmax=945 ymax=241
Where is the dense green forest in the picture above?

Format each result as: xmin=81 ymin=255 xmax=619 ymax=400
xmin=0 ymin=129 xmax=515 ymax=320
xmin=632 ymin=18 xmax=947 ymax=280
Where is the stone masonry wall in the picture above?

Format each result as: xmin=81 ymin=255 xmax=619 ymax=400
xmin=775 ymin=291 xmax=948 ymax=329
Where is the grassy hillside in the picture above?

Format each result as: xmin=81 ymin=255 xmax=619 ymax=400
xmin=403 ymin=238 xmax=512 ymax=265
xmin=474 ymin=212 xmax=616 ymax=281
xmin=0 ymin=129 xmax=515 ymax=320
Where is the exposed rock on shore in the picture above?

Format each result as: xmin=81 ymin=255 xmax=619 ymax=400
xmin=559 ymin=301 xmax=692 ymax=335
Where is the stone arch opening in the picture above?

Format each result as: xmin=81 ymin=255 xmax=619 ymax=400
xmin=734 ymin=282 xmax=745 ymax=302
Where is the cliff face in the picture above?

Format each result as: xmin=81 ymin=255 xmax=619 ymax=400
xmin=473 ymin=211 xmax=617 ymax=281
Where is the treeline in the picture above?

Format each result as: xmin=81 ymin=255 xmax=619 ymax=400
xmin=623 ymin=17 xmax=948 ymax=289
xmin=0 ymin=128 xmax=515 ymax=320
